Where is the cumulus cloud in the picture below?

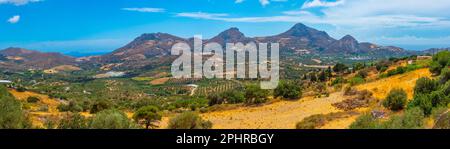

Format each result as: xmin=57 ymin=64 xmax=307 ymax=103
xmin=122 ymin=8 xmax=165 ymax=13
xmin=0 ymin=0 xmax=41 ymax=6
xmin=259 ymin=0 xmax=269 ymax=6
xmin=235 ymin=0 xmax=244 ymax=4
xmin=301 ymin=0 xmax=345 ymax=9
xmin=7 ymin=15 xmax=20 ymax=24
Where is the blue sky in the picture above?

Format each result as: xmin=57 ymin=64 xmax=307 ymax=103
xmin=1 ymin=0 xmax=450 ymax=53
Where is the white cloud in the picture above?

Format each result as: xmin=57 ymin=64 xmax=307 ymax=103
xmin=301 ymin=0 xmax=345 ymax=9
xmin=7 ymin=15 xmax=20 ymax=24
xmin=235 ymin=0 xmax=244 ymax=4
xmin=177 ymin=0 xmax=450 ymax=29
xmin=0 ymin=0 xmax=41 ymax=6
xmin=175 ymin=12 xmax=229 ymax=20
xmin=259 ymin=0 xmax=269 ymax=6
xmin=122 ymin=8 xmax=165 ymax=13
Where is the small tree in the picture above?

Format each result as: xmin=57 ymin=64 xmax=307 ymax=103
xmin=244 ymin=84 xmax=269 ymax=104
xmin=383 ymin=88 xmax=407 ymax=111
xmin=333 ymin=63 xmax=348 ymax=73
xmin=89 ymin=109 xmax=137 ymax=129
xmin=133 ymin=106 xmax=162 ymax=129
xmin=58 ymin=112 xmax=87 ymax=129
xmin=274 ymin=81 xmax=302 ymax=100
xmin=318 ymin=70 xmax=327 ymax=82
xmin=90 ymin=100 xmax=111 ymax=114
xmin=167 ymin=112 xmax=212 ymax=129
xmin=414 ymin=77 xmax=438 ymax=95
xmin=326 ymin=66 xmax=333 ymax=79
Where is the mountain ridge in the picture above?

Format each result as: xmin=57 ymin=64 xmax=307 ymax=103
xmin=0 ymin=23 xmax=427 ymax=71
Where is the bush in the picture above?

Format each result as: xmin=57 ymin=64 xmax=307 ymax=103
xmin=414 ymin=77 xmax=438 ymax=95
xmin=89 ymin=109 xmax=137 ymax=129
xmin=16 ymin=86 xmax=26 ymax=92
xmin=296 ymin=114 xmax=327 ymax=129
xmin=381 ymin=107 xmax=424 ymax=129
xmin=343 ymin=86 xmax=358 ymax=96
xmin=408 ymin=94 xmax=433 ymax=115
xmin=274 ymin=81 xmax=302 ymax=100
xmin=443 ymin=82 xmax=450 ymax=96
xmin=356 ymin=69 xmax=369 ymax=79
xmin=57 ymin=100 xmax=83 ymax=112
xmin=376 ymin=60 xmax=391 ymax=72
xmin=333 ymin=63 xmax=348 ymax=73
xmin=26 ymin=96 xmax=40 ymax=103
xmin=208 ymin=89 xmax=245 ymax=106
xmin=0 ymin=86 xmax=31 ymax=129
xmin=133 ymin=106 xmax=162 ymax=129
xmin=440 ymin=67 xmax=450 ymax=83
xmin=349 ymin=113 xmax=380 ymax=129
xmin=58 ymin=113 xmax=87 ymax=129
xmin=331 ymin=77 xmax=346 ymax=86
xmin=350 ymin=108 xmax=425 ymax=129
xmin=430 ymin=51 xmax=450 ymax=74
xmin=244 ymin=84 xmax=270 ymax=104
xmin=383 ymin=89 xmax=407 ymax=111
xmin=90 ymin=100 xmax=111 ymax=114
xmin=167 ymin=112 xmax=212 ymax=129
xmin=349 ymin=76 xmax=365 ymax=86
xmin=386 ymin=66 xmax=407 ymax=77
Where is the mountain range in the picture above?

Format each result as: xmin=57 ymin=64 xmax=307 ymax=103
xmin=0 ymin=23 xmax=431 ymax=71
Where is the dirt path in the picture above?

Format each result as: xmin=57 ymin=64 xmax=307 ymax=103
xmin=177 ymin=92 xmax=347 ymax=129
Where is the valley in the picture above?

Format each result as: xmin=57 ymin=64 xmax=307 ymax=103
xmin=1 ymin=23 xmax=449 ymax=129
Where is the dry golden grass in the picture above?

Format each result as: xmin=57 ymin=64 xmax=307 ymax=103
xmin=161 ymin=92 xmax=348 ymax=129
xmin=150 ymin=77 xmax=170 ymax=85
xmin=9 ymin=89 xmax=62 ymax=127
xmin=355 ymin=68 xmax=432 ymax=100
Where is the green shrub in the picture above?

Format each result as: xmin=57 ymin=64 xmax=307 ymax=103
xmin=58 ymin=113 xmax=87 ymax=129
xmin=408 ymin=94 xmax=433 ymax=115
xmin=167 ymin=112 xmax=212 ymax=129
xmin=26 ymin=96 xmax=40 ymax=103
xmin=133 ymin=106 xmax=161 ymax=129
xmin=349 ymin=113 xmax=381 ymax=129
xmin=333 ymin=63 xmax=348 ymax=73
xmin=58 ymin=100 xmax=83 ymax=112
xmin=0 ymin=86 xmax=31 ymax=129
xmin=208 ymin=89 xmax=246 ymax=106
xmin=274 ymin=81 xmax=302 ymax=100
xmin=414 ymin=77 xmax=438 ymax=95
xmin=244 ymin=84 xmax=270 ymax=104
xmin=383 ymin=89 xmax=407 ymax=111
xmin=349 ymin=76 xmax=365 ymax=86
xmin=430 ymin=51 xmax=450 ymax=74
xmin=296 ymin=114 xmax=327 ymax=129
xmin=331 ymin=77 xmax=346 ymax=86
xmin=440 ymin=67 xmax=450 ymax=83
xmin=16 ymin=86 xmax=26 ymax=92
xmin=90 ymin=100 xmax=111 ymax=114
xmin=89 ymin=109 xmax=137 ymax=129
xmin=356 ymin=69 xmax=369 ymax=79
xmin=381 ymin=107 xmax=424 ymax=129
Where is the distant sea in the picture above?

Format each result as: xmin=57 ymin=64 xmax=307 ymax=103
xmin=64 ymin=51 xmax=109 ymax=57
